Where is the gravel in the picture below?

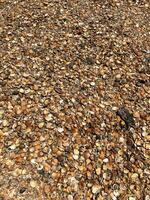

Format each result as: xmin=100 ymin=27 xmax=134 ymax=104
xmin=0 ymin=0 xmax=150 ymax=199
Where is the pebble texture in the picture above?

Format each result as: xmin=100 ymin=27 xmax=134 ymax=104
xmin=0 ymin=0 xmax=150 ymax=199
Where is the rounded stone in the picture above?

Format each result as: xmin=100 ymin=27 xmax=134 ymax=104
xmin=92 ymin=185 xmax=101 ymax=194
xmin=57 ymin=127 xmax=64 ymax=133
xmin=45 ymin=114 xmax=52 ymax=121
xmin=96 ymin=168 xmax=101 ymax=175
xmin=30 ymin=180 xmax=37 ymax=188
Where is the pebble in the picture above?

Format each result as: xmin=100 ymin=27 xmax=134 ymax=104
xmin=2 ymin=120 xmax=8 ymax=127
xmin=0 ymin=110 xmax=4 ymax=118
xmin=112 ymin=196 xmax=117 ymax=200
xmin=119 ymin=137 xmax=125 ymax=143
xmin=5 ymin=159 xmax=14 ymax=166
xmin=30 ymin=180 xmax=37 ymax=188
xmin=19 ymin=88 xmax=24 ymax=93
xmin=72 ymin=179 xmax=78 ymax=192
xmin=90 ymin=82 xmax=95 ymax=86
xmin=74 ymin=149 xmax=79 ymax=155
xmin=103 ymin=158 xmax=109 ymax=163
xmin=38 ymin=122 xmax=44 ymax=128
xmin=45 ymin=113 xmax=52 ymax=121
xmin=145 ymin=143 xmax=150 ymax=150
xmin=128 ymin=197 xmax=136 ymax=200
xmin=92 ymin=185 xmax=101 ymax=194
xmin=9 ymin=144 xmax=16 ymax=150
xmin=115 ymin=74 xmax=121 ymax=79
xmin=112 ymin=106 xmax=118 ymax=111
xmin=134 ymin=111 xmax=140 ymax=118
xmin=68 ymin=195 xmax=74 ymax=200
xmin=142 ymin=131 xmax=148 ymax=137
xmin=22 ymin=169 xmax=27 ymax=175
xmin=103 ymin=172 xmax=107 ymax=179
xmin=57 ymin=127 xmax=64 ymax=133
xmin=73 ymin=154 xmax=79 ymax=160
xmin=145 ymin=195 xmax=150 ymax=200
xmin=131 ymin=173 xmax=138 ymax=180
xmin=96 ymin=168 xmax=101 ymax=175
xmin=113 ymin=191 xmax=120 ymax=197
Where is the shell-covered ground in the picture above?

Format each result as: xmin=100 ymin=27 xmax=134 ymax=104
xmin=0 ymin=0 xmax=150 ymax=199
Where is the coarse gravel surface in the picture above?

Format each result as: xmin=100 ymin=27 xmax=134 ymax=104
xmin=0 ymin=0 xmax=150 ymax=199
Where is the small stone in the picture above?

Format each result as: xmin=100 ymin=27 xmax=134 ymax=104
xmin=112 ymin=195 xmax=117 ymax=200
xmin=115 ymin=74 xmax=121 ymax=79
xmin=74 ymin=149 xmax=79 ymax=155
xmin=131 ymin=173 xmax=138 ymax=180
xmin=69 ymin=177 xmax=79 ymax=192
xmin=57 ymin=127 xmax=64 ymax=133
xmin=40 ymin=136 xmax=45 ymax=142
xmin=86 ymin=159 xmax=91 ymax=164
xmin=0 ymin=110 xmax=4 ymax=118
xmin=96 ymin=168 xmax=101 ymax=175
xmin=19 ymin=187 xmax=26 ymax=193
xmin=44 ymin=185 xmax=50 ymax=193
xmin=46 ymin=56 xmax=50 ymax=61
xmin=90 ymin=82 xmax=95 ymax=86
xmin=73 ymin=154 xmax=79 ymax=160
xmin=12 ymin=90 xmax=19 ymax=95
xmin=145 ymin=195 xmax=150 ymax=200
xmin=16 ymin=106 xmax=23 ymax=115
xmin=101 ymin=122 xmax=106 ymax=128
xmin=30 ymin=180 xmax=37 ymax=188
xmin=128 ymin=197 xmax=136 ymax=200
xmin=38 ymin=122 xmax=44 ymax=128
xmin=112 ymin=106 xmax=118 ymax=111
xmin=145 ymin=4 xmax=149 ymax=8
xmin=103 ymin=172 xmax=107 ymax=179
xmin=2 ymin=120 xmax=8 ymax=127
xmin=134 ymin=111 xmax=140 ymax=118
xmin=51 ymin=172 xmax=59 ymax=179
xmin=29 ymin=147 xmax=35 ymax=152
xmin=145 ymin=143 xmax=150 ymax=150
xmin=13 ymin=168 xmax=22 ymax=176
xmin=5 ymin=159 xmax=14 ymax=166
xmin=9 ymin=144 xmax=16 ymax=150
xmin=22 ymin=169 xmax=27 ymax=175
xmin=44 ymin=162 xmax=51 ymax=172
xmin=119 ymin=137 xmax=125 ymax=143
xmin=92 ymin=185 xmax=101 ymax=194
xmin=45 ymin=114 xmax=52 ymax=121
xmin=103 ymin=158 xmax=109 ymax=163
xmin=9 ymin=190 xmax=16 ymax=198
xmin=19 ymin=88 xmax=24 ymax=93
xmin=142 ymin=131 xmax=148 ymax=137
xmin=68 ymin=195 xmax=73 ymax=200
xmin=113 ymin=190 xmax=120 ymax=197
